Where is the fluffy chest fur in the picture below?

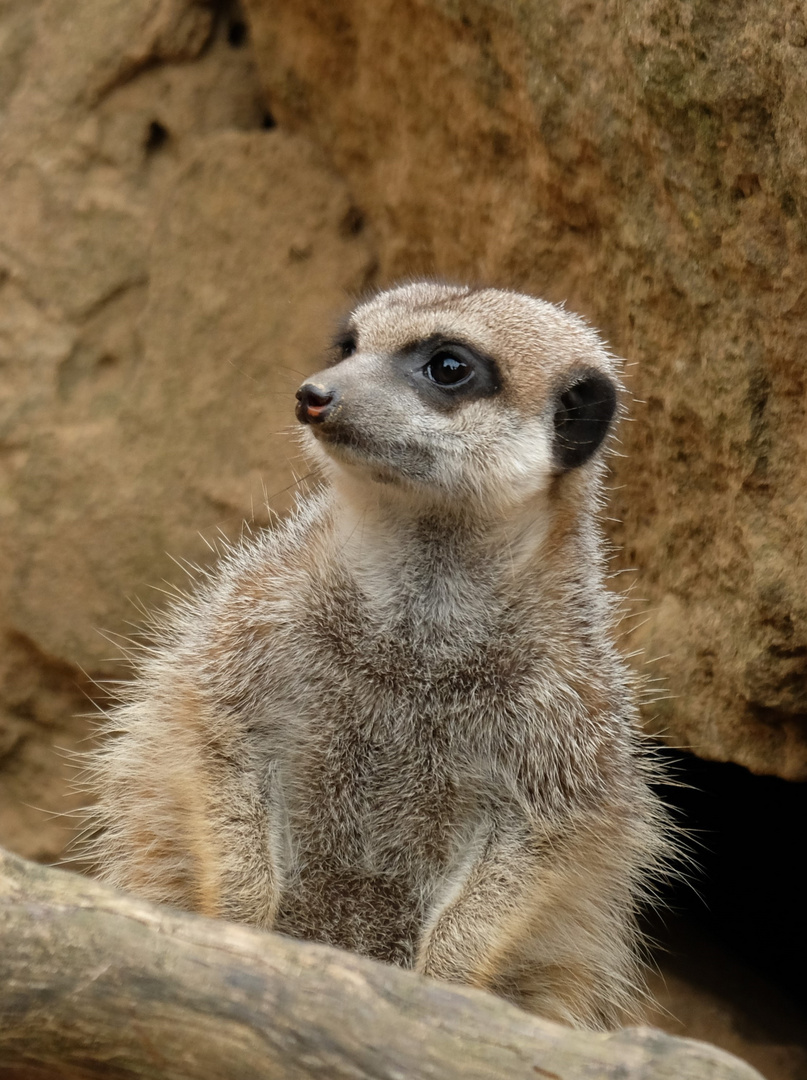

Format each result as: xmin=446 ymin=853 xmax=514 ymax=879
xmin=199 ymin=499 xmax=625 ymax=962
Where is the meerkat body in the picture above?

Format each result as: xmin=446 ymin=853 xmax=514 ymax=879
xmin=89 ymin=282 xmax=670 ymax=1029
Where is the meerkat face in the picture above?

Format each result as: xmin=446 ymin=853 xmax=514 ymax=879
xmin=296 ymin=282 xmax=620 ymax=512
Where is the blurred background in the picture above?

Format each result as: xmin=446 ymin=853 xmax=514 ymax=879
xmin=0 ymin=2 xmax=805 ymax=1075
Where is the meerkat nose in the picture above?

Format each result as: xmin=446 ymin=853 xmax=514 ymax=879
xmin=296 ymin=383 xmax=339 ymax=425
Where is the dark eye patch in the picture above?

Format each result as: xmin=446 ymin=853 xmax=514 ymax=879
xmin=397 ymin=334 xmax=501 ymax=409
xmin=552 ymin=370 xmax=617 ymax=470
xmin=330 ymin=328 xmax=357 ymax=365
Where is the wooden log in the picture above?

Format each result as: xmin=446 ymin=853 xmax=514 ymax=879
xmin=0 ymin=847 xmax=762 ymax=1080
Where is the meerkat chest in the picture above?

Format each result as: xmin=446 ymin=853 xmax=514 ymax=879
xmin=270 ymin=578 xmax=531 ymax=850
xmin=240 ymin=546 xmax=615 ymax=960
xmin=266 ymin=584 xmax=529 ymax=961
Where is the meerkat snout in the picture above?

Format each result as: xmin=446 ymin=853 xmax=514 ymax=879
xmin=296 ymin=383 xmax=339 ymax=425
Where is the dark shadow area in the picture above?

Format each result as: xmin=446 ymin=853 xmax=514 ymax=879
xmin=144 ymin=119 xmax=169 ymax=153
xmin=654 ymin=748 xmax=807 ymax=1011
xmin=227 ymin=18 xmax=248 ymax=48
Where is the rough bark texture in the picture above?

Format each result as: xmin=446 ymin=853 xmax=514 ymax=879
xmin=0 ymin=847 xmax=765 ymax=1080
xmin=242 ymin=0 xmax=807 ymax=780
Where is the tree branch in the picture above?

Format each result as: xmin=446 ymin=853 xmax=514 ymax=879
xmin=0 ymin=847 xmax=762 ymax=1080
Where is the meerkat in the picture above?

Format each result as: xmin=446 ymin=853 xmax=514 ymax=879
xmin=86 ymin=281 xmax=672 ymax=1030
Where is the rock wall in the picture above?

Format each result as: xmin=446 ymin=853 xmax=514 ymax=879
xmin=1 ymin=0 xmax=804 ymax=831
xmin=243 ymin=0 xmax=807 ymax=780
xmin=1 ymin=0 xmax=805 ymax=846
xmin=0 ymin=0 xmax=374 ymax=862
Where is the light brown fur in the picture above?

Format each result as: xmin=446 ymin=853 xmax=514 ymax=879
xmin=85 ymin=282 xmax=673 ymax=1029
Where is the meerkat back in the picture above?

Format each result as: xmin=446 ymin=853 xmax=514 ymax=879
xmin=87 ymin=281 xmax=672 ymax=1030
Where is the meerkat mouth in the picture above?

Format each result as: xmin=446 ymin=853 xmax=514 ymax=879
xmin=310 ymin=421 xmax=374 ymax=456
xmin=311 ymin=422 xmax=439 ymax=487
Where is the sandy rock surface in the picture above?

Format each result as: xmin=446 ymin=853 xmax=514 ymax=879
xmin=0 ymin=0 xmax=374 ymax=863
xmin=4 ymin=0 xmax=804 ymax=838
xmin=244 ymin=0 xmax=807 ymax=779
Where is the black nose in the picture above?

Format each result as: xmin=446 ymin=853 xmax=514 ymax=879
xmin=296 ymin=382 xmax=338 ymax=424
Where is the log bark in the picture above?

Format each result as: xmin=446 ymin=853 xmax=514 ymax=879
xmin=0 ymin=847 xmax=762 ymax=1080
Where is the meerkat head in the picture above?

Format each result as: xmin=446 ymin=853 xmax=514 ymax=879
xmin=296 ymin=282 xmax=620 ymax=515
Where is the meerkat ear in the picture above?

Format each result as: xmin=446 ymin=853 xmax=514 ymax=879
xmin=552 ymin=371 xmax=618 ymax=470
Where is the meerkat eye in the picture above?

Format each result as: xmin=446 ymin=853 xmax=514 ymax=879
xmin=333 ymin=331 xmax=357 ymax=360
xmin=424 ymin=350 xmax=473 ymax=387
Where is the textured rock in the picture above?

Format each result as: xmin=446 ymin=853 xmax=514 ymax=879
xmin=0 ymin=0 xmax=374 ymax=862
xmin=243 ymin=0 xmax=807 ymax=779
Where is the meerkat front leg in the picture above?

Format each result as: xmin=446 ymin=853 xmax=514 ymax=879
xmin=416 ymin=826 xmax=540 ymax=989
xmin=90 ymin=677 xmax=283 ymax=929
xmin=416 ymin=816 xmax=639 ymax=1028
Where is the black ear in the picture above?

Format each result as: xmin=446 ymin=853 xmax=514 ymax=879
xmin=552 ymin=371 xmax=617 ymax=471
